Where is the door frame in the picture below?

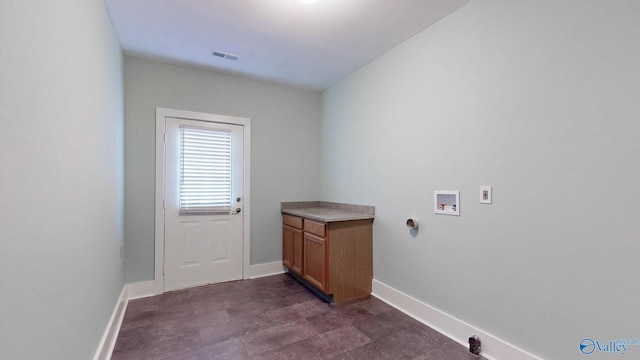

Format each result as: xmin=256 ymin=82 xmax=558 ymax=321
xmin=154 ymin=107 xmax=251 ymax=295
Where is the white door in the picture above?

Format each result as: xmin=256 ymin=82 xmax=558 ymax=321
xmin=164 ymin=115 xmax=244 ymax=291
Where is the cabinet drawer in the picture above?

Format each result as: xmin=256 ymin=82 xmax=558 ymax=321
xmin=304 ymin=219 xmax=326 ymax=237
xmin=283 ymin=214 xmax=303 ymax=229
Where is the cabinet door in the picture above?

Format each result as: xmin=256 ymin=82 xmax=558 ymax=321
xmin=303 ymin=232 xmax=327 ymax=293
xmin=283 ymin=224 xmax=303 ymax=276
xmin=283 ymin=224 xmax=294 ymax=270
xmin=291 ymin=227 xmax=303 ymax=275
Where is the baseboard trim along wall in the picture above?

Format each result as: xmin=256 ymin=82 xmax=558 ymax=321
xmin=92 ymin=280 xmax=154 ymax=360
xmin=372 ymin=279 xmax=542 ymax=360
xmin=93 ymin=286 xmax=128 ymax=360
xmin=123 ymin=262 xmax=285 ymax=300
xmin=127 ymin=280 xmax=156 ymax=300
xmin=249 ymin=261 xmax=286 ymax=279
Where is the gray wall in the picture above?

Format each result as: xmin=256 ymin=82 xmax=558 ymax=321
xmin=0 ymin=1 xmax=125 ymax=359
xmin=321 ymin=1 xmax=640 ymax=359
xmin=124 ymin=56 xmax=322 ymax=282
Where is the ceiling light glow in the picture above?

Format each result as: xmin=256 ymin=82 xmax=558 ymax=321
xmin=297 ymin=0 xmax=319 ymax=4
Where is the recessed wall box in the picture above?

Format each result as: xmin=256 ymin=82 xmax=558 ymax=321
xmin=434 ymin=191 xmax=460 ymax=216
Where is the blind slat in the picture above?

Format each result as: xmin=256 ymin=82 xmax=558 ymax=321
xmin=180 ymin=126 xmax=232 ymax=213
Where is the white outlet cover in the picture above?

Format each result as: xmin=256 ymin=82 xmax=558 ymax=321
xmin=480 ymin=186 xmax=492 ymax=204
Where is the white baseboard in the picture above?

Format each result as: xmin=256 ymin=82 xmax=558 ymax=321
xmin=93 ymin=285 xmax=128 ymax=360
xmin=249 ymin=261 xmax=285 ymax=279
xmin=127 ymin=263 xmax=285 ymax=300
xmin=93 ymin=280 xmax=156 ymax=360
xmin=127 ymin=280 xmax=156 ymax=300
xmin=372 ymin=279 xmax=542 ymax=360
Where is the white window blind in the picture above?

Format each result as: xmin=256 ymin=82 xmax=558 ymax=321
xmin=179 ymin=125 xmax=232 ymax=214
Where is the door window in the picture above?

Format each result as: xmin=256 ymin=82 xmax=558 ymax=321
xmin=179 ymin=125 xmax=232 ymax=215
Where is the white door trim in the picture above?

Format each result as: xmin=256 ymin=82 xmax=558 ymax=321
xmin=154 ymin=107 xmax=251 ymax=295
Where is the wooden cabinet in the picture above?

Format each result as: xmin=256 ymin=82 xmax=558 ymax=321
xmin=303 ymin=231 xmax=326 ymax=292
xmin=282 ymin=214 xmax=303 ymax=276
xmin=282 ymin=213 xmax=373 ymax=304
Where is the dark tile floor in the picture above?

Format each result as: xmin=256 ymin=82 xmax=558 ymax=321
xmin=112 ymin=274 xmax=485 ymax=360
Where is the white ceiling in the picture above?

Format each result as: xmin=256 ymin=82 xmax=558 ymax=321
xmin=105 ymin=0 xmax=470 ymax=91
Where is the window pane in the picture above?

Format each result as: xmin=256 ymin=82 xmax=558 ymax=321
xmin=180 ymin=125 xmax=232 ymax=214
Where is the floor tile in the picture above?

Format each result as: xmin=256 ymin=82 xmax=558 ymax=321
xmin=370 ymin=325 xmax=450 ymax=359
xmin=248 ymin=339 xmax=325 ymax=360
xmin=173 ymin=338 xmax=250 ymax=360
xmin=309 ymin=325 xmax=372 ymax=358
xmin=198 ymin=313 xmax=277 ymax=346
xmin=343 ymin=342 xmax=393 ymax=360
xmin=111 ymin=330 xmax=202 ymax=360
xmin=120 ymin=303 xmax=193 ymax=331
xmin=155 ymin=308 xmax=229 ymax=334
xmin=240 ymin=318 xmax=318 ymax=355
xmin=353 ymin=307 xmax=420 ymax=340
xmin=417 ymin=340 xmax=483 ymax=360
xmin=112 ymin=274 xmax=488 ymax=360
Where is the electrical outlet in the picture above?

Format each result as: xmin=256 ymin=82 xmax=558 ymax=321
xmin=480 ymin=186 xmax=492 ymax=204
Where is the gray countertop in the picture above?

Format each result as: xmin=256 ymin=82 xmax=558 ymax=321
xmin=281 ymin=201 xmax=375 ymax=222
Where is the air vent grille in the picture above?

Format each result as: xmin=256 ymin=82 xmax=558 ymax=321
xmin=212 ymin=51 xmax=239 ymax=61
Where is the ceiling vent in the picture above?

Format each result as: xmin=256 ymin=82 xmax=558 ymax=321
xmin=212 ymin=51 xmax=239 ymax=61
